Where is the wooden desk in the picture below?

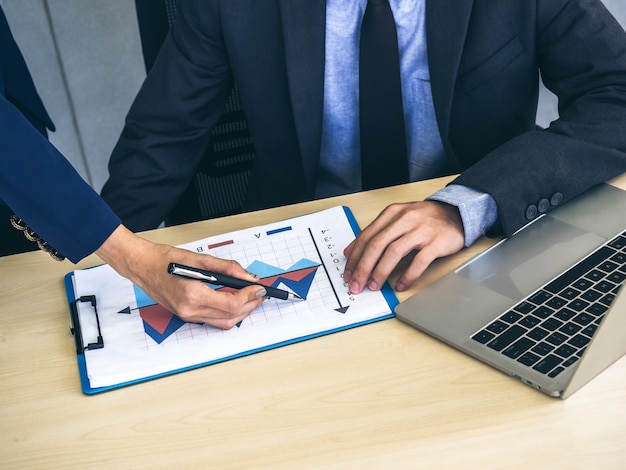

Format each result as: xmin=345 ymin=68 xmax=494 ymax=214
xmin=2 ymin=175 xmax=626 ymax=468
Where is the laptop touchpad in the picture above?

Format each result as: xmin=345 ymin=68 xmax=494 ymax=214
xmin=456 ymin=216 xmax=606 ymax=301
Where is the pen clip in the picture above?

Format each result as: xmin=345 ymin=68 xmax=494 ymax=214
xmin=168 ymin=264 xmax=218 ymax=282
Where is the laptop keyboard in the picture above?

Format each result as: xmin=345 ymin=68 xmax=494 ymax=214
xmin=471 ymin=230 xmax=626 ymax=379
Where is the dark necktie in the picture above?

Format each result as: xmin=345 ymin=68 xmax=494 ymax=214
xmin=359 ymin=0 xmax=409 ymax=190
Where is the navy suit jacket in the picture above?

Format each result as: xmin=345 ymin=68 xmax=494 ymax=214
xmin=0 ymin=7 xmax=119 ymax=262
xmin=102 ymin=0 xmax=626 ymax=234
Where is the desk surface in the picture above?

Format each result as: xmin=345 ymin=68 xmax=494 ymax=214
xmin=2 ymin=175 xmax=626 ymax=469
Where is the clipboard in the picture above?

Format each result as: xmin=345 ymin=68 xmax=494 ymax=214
xmin=65 ymin=206 xmax=398 ymax=394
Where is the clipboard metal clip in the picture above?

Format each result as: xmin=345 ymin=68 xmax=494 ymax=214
xmin=69 ymin=295 xmax=104 ymax=354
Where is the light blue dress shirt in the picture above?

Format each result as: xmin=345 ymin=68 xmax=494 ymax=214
xmin=317 ymin=0 xmax=497 ymax=246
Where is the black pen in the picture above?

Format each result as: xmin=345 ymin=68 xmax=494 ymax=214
xmin=167 ymin=262 xmax=304 ymax=301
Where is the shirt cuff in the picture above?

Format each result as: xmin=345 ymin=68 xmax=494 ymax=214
xmin=426 ymin=184 xmax=498 ymax=247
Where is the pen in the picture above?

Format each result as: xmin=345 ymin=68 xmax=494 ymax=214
xmin=167 ymin=262 xmax=304 ymax=301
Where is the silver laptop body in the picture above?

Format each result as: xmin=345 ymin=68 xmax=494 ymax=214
xmin=395 ymin=183 xmax=626 ymax=399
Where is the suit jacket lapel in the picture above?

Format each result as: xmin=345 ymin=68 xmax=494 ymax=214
xmin=278 ymin=0 xmax=326 ymax=194
xmin=426 ymin=0 xmax=473 ymax=152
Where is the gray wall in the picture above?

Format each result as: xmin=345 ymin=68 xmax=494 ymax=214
xmin=1 ymin=0 xmax=145 ymax=192
xmin=3 ymin=0 xmax=626 ymax=193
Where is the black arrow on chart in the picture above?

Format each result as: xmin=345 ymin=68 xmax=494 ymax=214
xmin=308 ymin=228 xmax=350 ymax=314
xmin=118 ymin=306 xmax=139 ymax=314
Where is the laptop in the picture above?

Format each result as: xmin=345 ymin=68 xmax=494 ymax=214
xmin=395 ymin=183 xmax=626 ymax=399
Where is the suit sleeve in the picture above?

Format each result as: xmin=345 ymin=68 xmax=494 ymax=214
xmin=100 ymin=0 xmax=232 ymax=232
xmin=0 ymin=95 xmax=120 ymax=263
xmin=453 ymin=0 xmax=626 ymax=237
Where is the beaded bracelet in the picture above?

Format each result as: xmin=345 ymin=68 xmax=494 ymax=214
xmin=9 ymin=215 xmax=65 ymax=261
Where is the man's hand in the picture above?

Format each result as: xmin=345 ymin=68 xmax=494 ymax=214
xmin=95 ymin=225 xmax=265 ymax=329
xmin=343 ymin=201 xmax=464 ymax=293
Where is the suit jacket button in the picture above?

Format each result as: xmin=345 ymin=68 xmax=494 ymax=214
xmin=525 ymin=204 xmax=538 ymax=220
xmin=538 ymin=198 xmax=550 ymax=213
xmin=550 ymin=192 xmax=563 ymax=206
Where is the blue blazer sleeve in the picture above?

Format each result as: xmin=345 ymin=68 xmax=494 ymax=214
xmin=0 ymin=7 xmax=120 ymax=263
xmin=0 ymin=94 xmax=121 ymax=263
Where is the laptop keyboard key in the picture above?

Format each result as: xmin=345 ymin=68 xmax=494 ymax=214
xmin=581 ymin=324 xmax=598 ymax=337
xmin=471 ymin=330 xmax=495 ymax=344
xmin=514 ymin=302 xmax=535 ymax=314
xmin=501 ymin=311 xmax=522 ymax=323
xmin=610 ymin=252 xmax=626 ymax=264
xmin=546 ymin=332 xmax=568 ymax=346
xmin=529 ymin=290 xmax=551 ymax=305
xmin=569 ymin=299 xmax=590 ymax=312
xmin=572 ymin=313 xmax=593 ymax=326
xmin=518 ymin=351 xmax=541 ymax=366
xmin=568 ymin=334 xmax=591 ymax=349
xmin=580 ymin=289 xmax=602 ymax=302
xmin=547 ymin=297 xmax=567 ymax=309
xmin=609 ymin=235 xmax=626 ymax=250
xmin=533 ymin=354 xmax=562 ymax=374
xmin=527 ymin=327 xmax=549 ymax=341
xmin=559 ymin=322 xmax=582 ymax=336
xmin=519 ymin=315 xmax=541 ymax=329
xmin=595 ymin=280 xmax=615 ymax=293
xmin=585 ymin=269 xmax=605 ymax=282
xmin=561 ymin=287 xmax=580 ymax=300
xmin=532 ymin=342 xmax=554 ymax=356
xmin=554 ymin=344 xmax=576 ymax=358
xmin=541 ymin=318 xmax=563 ymax=331
xmin=600 ymin=293 xmax=615 ymax=306
xmin=585 ymin=303 xmax=608 ymax=316
xmin=599 ymin=261 xmax=619 ymax=273
xmin=487 ymin=325 xmax=526 ymax=351
xmin=548 ymin=366 xmax=565 ymax=378
xmin=607 ymin=272 xmax=626 ymax=284
xmin=503 ymin=337 xmax=535 ymax=359
xmin=487 ymin=320 xmax=509 ymax=334
xmin=532 ymin=306 xmax=554 ymax=319
xmin=572 ymin=278 xmax=593 ymax=291
xmin=555 ymin=308 xmax=576 ymax=321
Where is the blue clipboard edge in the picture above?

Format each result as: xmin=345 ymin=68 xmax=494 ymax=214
xmin=341 ymin=206 xmax=399 ymax=313
xmin=63 ymin=205 xmax=399 ymax=395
